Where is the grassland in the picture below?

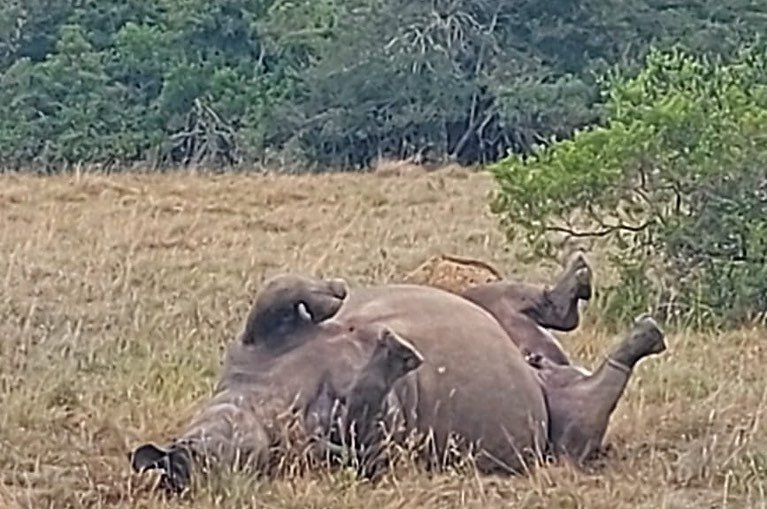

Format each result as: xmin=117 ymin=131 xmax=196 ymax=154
xmin=0 ymin=168 xmax=765 ymax=509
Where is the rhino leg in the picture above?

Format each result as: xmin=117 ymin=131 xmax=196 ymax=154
xmin=531 ymin=251 xmax=593 ymax=332
xmin=545 ymin=315 xmax=666 ymax=464
xmin=240 ymin=274 xmax=349 ymax=349
xmin=461 ymin=251 xmax=592 ymax=340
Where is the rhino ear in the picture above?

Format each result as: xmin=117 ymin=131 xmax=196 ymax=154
xmin=379 ymin=327 xmax=424 ymax=374
xmin=129 ymin=443 xmax=168 ymax=472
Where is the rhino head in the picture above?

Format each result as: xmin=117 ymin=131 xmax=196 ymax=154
xmin=129 ymin=274 xmax=423 ymax=494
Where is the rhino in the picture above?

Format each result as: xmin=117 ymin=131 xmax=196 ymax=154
xmin=404 ymin=251 xmax=594 ymax=368
xmin=458 ymin=251 xmax=595 ymax=367
xmin=129 ymin=269 xmax=666 ymax=494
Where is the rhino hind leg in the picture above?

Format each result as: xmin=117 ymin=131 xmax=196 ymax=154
xmin=461 ymin=252 xmax=592 ymax=336
xmin=536 ymin=251 xmax=593 ymax=332
xmin=129 ymin=443 xmax=193 ymax=494
xmin=546 ymin=315 xmax=666 ymax=464
xmin=240 ymin=274 xmax=349 ymax=348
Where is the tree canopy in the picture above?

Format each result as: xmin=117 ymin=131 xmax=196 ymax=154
xmin=2 ymin=0 xmax=766 ymax=171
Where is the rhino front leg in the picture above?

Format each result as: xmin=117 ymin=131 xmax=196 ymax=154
xmin=546 ymin=315 xmax=666 ymax=463
xmin=239 ymin=274 xmax=349 ymax=349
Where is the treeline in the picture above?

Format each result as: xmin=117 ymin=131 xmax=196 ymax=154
xmin=1 ymin=0 xmax=766 ymax=171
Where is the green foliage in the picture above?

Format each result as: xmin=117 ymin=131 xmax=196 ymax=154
xmin=490 ymin=46 xmax=767 ymax=329
xmin=0 ymin=24 xmax=132 ymax=167
xmin=1 ymin=0 xmax=767 ymax=169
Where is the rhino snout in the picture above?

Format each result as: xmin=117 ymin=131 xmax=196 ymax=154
xmin=129 ymin=443 xmax=192 ymax=494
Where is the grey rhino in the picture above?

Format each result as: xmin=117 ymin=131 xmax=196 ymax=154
xmin=129 ymin=270 xmax=666 ymax=493
xmin=130 ymin=275 xmax=425 ymax=492
xmin=459 ymin=251 xmax=595 ymax=367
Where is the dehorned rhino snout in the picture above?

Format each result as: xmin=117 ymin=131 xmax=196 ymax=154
xmin=129 ymin=443 xmax=192 ymax=495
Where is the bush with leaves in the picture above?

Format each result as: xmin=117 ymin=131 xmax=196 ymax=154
xmin=489 ymin=45 xmax=767 ymax=330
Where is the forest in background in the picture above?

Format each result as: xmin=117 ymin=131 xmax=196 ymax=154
xmin=1 ymin=0 xmax=766 ymax=171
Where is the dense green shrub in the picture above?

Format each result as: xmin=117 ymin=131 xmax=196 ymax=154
xmin=490 ymin=46 xmax=767 ymax=329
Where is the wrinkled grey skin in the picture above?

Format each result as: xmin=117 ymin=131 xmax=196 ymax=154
xmin=129 ymin=270 xmax=666 ymax=495
xmin=523 ymin=314 xmax=666 ymax=462
xmin=457 ymin=252 xmax=668 ymax=462
xmin=130 ymin=275 xmax=425 ymax=493
xmin=334 ymin=282 xmax=666 ymax=471
xmin=460 ymin=251 xmax=594 ymax=367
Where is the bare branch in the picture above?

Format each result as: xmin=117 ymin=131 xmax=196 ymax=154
xmin=544 ymin=219 xmax=653 ymax=239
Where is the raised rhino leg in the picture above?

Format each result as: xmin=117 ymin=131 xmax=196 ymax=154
xmin=461 ymin=251 xmax=592 ymax=336
xmin=239 ymin=274 xmax=348 ymax=349
xmin=545 ymin=315 xmax=666 ymax=464
xmin=524 ymin=251 xmax=592 ymax=332
xmin=460 ymin=253 xmax=593 ymax=366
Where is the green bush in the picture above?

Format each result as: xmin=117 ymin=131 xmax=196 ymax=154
xmin=489 ymin=45 xmax=767 ymax=330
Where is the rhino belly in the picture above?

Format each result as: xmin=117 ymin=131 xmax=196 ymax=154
xmin=338 ymin=284 xmax=550 ymax=472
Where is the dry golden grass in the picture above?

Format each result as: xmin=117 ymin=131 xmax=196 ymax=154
xmin=0 ymin=168 xmax=765 ymax=509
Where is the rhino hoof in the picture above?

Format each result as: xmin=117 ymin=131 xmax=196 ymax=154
xmin=379 ymin=327 xmax=424 ymax=372
xmin=327 ymin=278 xmax=349 ymax=300
xmin=574 ymin=267 xmax=592 ymax=300
xmin=566 ymin=251 xmax=592 ymax=301
xmin=630 ymin=314 xmax=666 ymax=356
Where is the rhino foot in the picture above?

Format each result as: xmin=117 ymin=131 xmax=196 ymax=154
xmin=608 ymin=314 xmax=666 ymax=371
xmin=629 ymin=314 xmax=666 ymax=356
xmin=565 ymin=251 xmax=592 ymax=301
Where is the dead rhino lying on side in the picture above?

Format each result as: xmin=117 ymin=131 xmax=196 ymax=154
xmin=129 ymin=273 xmax=667 ymax=494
